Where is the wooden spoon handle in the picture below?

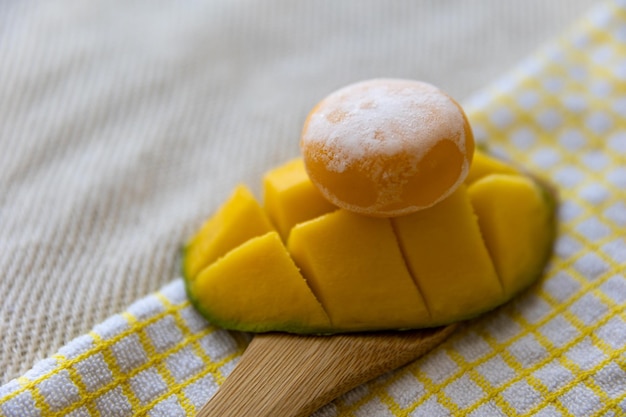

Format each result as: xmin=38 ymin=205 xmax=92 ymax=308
xmin=198 ymin=325 xmax=455 ymax=417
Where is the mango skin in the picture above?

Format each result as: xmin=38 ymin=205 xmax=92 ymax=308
xmin=182 ymin=152 xmax=557 ymax=334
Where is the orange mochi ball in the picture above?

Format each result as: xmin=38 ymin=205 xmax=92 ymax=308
xmin=300 ymin=79 xmax=474 ymax=217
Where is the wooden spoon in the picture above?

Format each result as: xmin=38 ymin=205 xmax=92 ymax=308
xmin=197 ymin=325 xmax=456 ymax=417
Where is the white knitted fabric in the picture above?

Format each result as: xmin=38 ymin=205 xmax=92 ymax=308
xmin=0 ymin=0 xmax=596 ymax=387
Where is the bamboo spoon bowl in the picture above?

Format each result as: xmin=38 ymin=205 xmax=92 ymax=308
xmin=197 ymin=325 xmax=456 ymax=417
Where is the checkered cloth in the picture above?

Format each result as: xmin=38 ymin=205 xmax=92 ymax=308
xmin=2 ymin=1 xmax=626 ymax=416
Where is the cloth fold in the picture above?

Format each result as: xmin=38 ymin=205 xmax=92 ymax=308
xmin=2 ymin=1 xmax=626 ymax=416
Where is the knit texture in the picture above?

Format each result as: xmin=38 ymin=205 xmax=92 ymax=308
xmin=0 ymin=0 xmax=596 ymax=386
xmin=3 ymin=1 xmax=625 ymax=416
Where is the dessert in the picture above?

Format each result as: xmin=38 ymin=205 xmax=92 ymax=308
xmin=182 ymin=79 xmax=556 ymax=334
xmin=300 ymin=79 xmax=474 ymax=217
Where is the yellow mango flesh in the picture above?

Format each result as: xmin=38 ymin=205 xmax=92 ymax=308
xmin=392 ymin=186 xmax=503 ymax=324
xmin=192 ymin=232 xmax=331 ymax=333
xmin=263 ymin=158 xmax=336 ymax=240
xmin=465 ymin=151 xmax=520 ymax=185
xmin=287 ymin=210 xmax=430 ymax=331
xmin=183 ymin=154 xmax=555 ymax=334
xmin=182 ymin=185 xmax=274 ymax=281
xmin=468 ymin=174 xmax=556 ymax=297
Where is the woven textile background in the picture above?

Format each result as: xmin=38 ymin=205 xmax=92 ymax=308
xmin=3 ymin=1 xmax=626 ymax=416
xmin=0 ymin=0 xmax=597 ymax=385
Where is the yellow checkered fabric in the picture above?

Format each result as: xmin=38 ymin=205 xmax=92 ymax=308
xmin=2 ymin=1 xmax=626 ymax=416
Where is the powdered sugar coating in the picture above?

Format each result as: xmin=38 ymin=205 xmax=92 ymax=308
xmin=301 ymin=79 xmax=467 ymax=173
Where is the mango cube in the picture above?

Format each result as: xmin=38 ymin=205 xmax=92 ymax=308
xmin=392 ymin=185 xmax=503 ymax=324
xmin=182 ymin=185 xmax=274 ymax=281
xmin=465 ymin=151 xmax=520 ymax=185
xmin=192 ymin=232 xmax=331 ymax=333
xmin=288 ymin=209 xmax=430 ymax=331
xmin=263 ymin=158 xmax=336 ymax=240
xmin=468 ymin=174 xmax=556 ymax=297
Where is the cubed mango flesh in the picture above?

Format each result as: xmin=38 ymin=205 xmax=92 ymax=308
xmin=287 ymin=209 xmax=430 ymax=331
xmin=191 ymin=232 xmax=331 ymax=333
xmin=182 ymin=185 xmax=274 ymax=281
xmin=182 ymin=154 xmax=556 ymax=334
xmin=392 ymin=185 xmax=503 ymax=324
xmin=263 ymin=158 xmax=336 ymax=240
xmin=468 ymin=174 xmax=556 ymax=297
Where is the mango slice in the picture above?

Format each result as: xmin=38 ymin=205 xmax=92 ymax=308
xmin=182 ymin=185 xmax=274 ymax=281
xmin=468 ymin=174 xmax=556 ymax=297
xmin=182 ymin=155 xmax=556 ymax=334
xmin=191 ymin=232 xmax=331 ymax=333
xmin=391 ymin=186 xmax=503 ymax=325
xmin=263 ymin=158 xmax=336 ymax=240
xmin=288 ymin=210 xmax=430 ymax=331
